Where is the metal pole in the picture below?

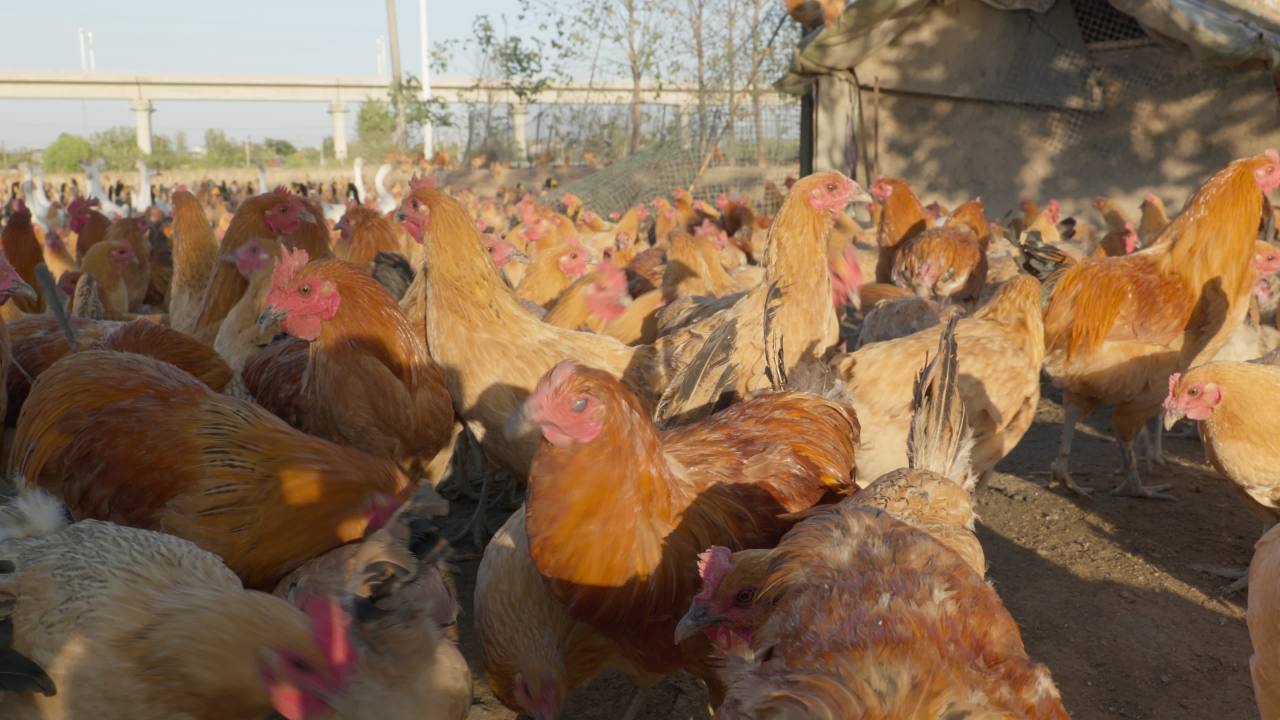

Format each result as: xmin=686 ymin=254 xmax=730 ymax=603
xmin=419 ymin=0 xmax=434 ymax=157
xmin=376 ymin=37 xmax=386 ymax=78
xmin=78 ymin=30 xmax=87 ymax=71
xmin=87 ymin=32 xmax=95 ymax=72
xmin=385 ymin=0 xmax=407 ymax=151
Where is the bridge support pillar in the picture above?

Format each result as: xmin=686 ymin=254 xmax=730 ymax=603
xmin=328 ymin=101 xmax=349 ymax=162
xmin=511 ymin=102 xmax=529 ymax=164
xmin=131 ymin=99 xmax=154 ymax=155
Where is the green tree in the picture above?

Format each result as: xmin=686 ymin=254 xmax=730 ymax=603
xmin=88 ymin=127 xmax=142 ymax=169
xmin=357 ymin=98 xmax=396 ymax=157
xmin=263 ymin=138 xmax=297 ymax=157
xmin=204 ymin=129 xmax=240 ymax=167
xmin=43 ymin=133 xmax=93 ymax=172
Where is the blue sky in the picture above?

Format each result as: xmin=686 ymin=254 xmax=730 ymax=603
xmin=0 ymin=0 xmax=526 ymax=149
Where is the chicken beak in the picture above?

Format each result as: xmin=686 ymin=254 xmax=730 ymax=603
xmin=674 ymin=602 xmax=724 ymax=645
xmin=258 ymin=306 xmax=287 ymax=331
xmin=8 ymin=278 xmax=37 ymax=303
xmin=511 ymin=250 xmax=531 ymax=263
xmin=218 ymin=252 xmax=240 ymax=265
xmin=1163 ymin=410 xmax=1184 ymax=431
xmin=848 ymin=186 xmax=874 ymax=205
xmin=299 ymin=208 xmax=318 ymax=225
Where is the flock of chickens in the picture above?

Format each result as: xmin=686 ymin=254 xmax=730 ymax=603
xmin=0 ymin=148 xmax=1278 ymax=720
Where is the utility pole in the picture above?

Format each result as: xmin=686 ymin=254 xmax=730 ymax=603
xmin=418 ymin=0 xmax=433 ymax=158
xmin=385 ymin=0 xmax=407 ymax=152
xmin=376 ymin=36 xmax=386 ymax=78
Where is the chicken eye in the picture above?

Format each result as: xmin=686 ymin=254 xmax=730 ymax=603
xmin=1189 ymin=387 xmax=1200 ymax=397
xmin=571 ymin=397 xmax=588 ymax=413
xmin=569 ymin=253 xmax=579 ymax=260
xmin=734 ymin=589 xmax=755 ymax=606
xmin=826 ymin=183 xmax=837 ymax=192
xmin=299 ymin=285 xmax=311 ymax=296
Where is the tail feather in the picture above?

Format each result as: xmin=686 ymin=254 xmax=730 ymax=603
xmin=0 ymin=489 xmax=69 ymax=542
xmin=906 ymin=315 xmax=973 ymax=482
xmin=1014 ymin=230 xmax=1074 ymax=284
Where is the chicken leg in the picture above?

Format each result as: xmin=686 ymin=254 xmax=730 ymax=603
xmin=1050 ymin=397 xmax=1094 ymax=497
xmin=1111 ymin=406 xmax=1175 ymax=500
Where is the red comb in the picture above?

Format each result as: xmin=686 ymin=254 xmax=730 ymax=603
xmin=694 ymin=546 xmax=733 ymax=601
xmin=1266 ymin=149 xmax=1279 ymax=163
xmin=409 ymin=174 xmax=437 ymax=191
xmin=271 ymin=246 xmax=310 ymax=290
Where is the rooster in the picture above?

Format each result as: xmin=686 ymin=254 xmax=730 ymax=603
xmin=67 ymin=196 xmax=109 ymax=262
xmin=1 ymin=200 xmax=45 ymax=315
xmin=705 ymin=318 xmax=1068 ymax=718
xmin=509 ymin=360 xmax=858 ymax=703
xmin=1044 ymin=151 xmax=1280 ymax=499
xmin=11 ymin=350 xmax=412 ymax=589
xmin=255 ymin=248 xmax=455 ymax=482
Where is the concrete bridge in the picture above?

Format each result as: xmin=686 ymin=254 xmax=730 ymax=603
xmin=0 ymin=72 xmax=791 ymax=159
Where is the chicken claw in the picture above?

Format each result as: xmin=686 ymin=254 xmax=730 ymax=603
xmin=1110 ymin=479 xmax=1175 ymax=501
xmin=1049 ymin=458 xmax=1093 ymax=497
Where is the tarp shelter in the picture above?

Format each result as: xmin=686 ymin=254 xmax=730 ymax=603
xmin=780 ymin=0 xmax=1280 ymax=215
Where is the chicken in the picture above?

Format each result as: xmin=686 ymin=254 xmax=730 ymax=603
xmin=1045 ymin=151 xmax=1280 ymax=499
xmin=509 ymin=360 xmax=858 ymax=702
xmin=857 ymin=295 xmax=962 ymax=349
xmin=0 ymin=491 xmax=359 ymax=720
xmin=1094 ymin=195 xmax=1133 ymax=233
xmin=476 ymin=508 xmax=651 ymax=719
xmin=334 ymin=204 xmax=404 ymax=270
xmin=1248 ymin=523 xmax=1280 ymax=720
xmin=254 ymin=249 xmax=455 ymax=482
xmin=784 ymin=0 xmax=844 ymax=30
xmin=11 ymin=350 xmax=412 ymax=589
xmin=39 ymin=229 xmax=76 ymax=294
xmin=834 ymin=274 xmax=1045 ymax=486
xmin=67 ymin=197 xmax=109 ymax=262
xmin=516 ymin=242 xmax=593 ymax=308
xmin=543 ymin=259 xmax=661 ymax=345
xmin=192 ymin=188 xmax=331 ymax=343
xmin=168 ymin=188 xmax=220 ymax=335
xmin=273 ymin=490 xmax=472 ymax=720
xmin=1165 ymin=362 xmax=1280 ymax=526
xmin=71 ymin=240 xmax=135 ymax=320
xmin=1139 ymin=192 xmax=1170 ymax=247
xmin=211 ymin=239 xmax=285 ymax=361
xmin=395 ymin=184 xmax=652 ymax=477
xmin=1027 ymin=197 xmax=1066 ymax=246
xmin=701 ymin=320 xmax=1069 ymax=719
xmin=0 ymin=253 xmax=36 ymax=424
xmin=891 ymin=224 xmax=987 ymax=305
xmin=1 ymin=200 xmax=45 ymax=315
xmin=102 ymin=217 xmax=152 ymax=311
xmin=651 ymin=172 xmax=868 ymax=424
xmin=482 ymin=234 xmax=530 ymax=288
xmin=1093 ymin=222 xmax=1140 ymax=257
xmin=869 ymin=177 xmax=928 ymax=283
xmin=660 ymin=230 xmax=736 ymax=301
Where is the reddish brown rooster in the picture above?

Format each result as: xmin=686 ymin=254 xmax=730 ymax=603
xmin=1 ymin=200 xmax=45 ymax=315
xmin=11 ymin=350 xmax=411 ymax=589
xmin=510 ymin=361 xmax=858 ymax=702
xmin=870 ymin=177 xmax=928 ymax=283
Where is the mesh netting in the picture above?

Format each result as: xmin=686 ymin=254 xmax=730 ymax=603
xmin=1070 ymin=0 xmax=1148 ymax=46
xmin=557 ymin=98 xmax=803 ymax=216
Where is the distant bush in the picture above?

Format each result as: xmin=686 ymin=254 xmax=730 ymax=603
xmin=43 ymin=133 xmax=94 ymax=172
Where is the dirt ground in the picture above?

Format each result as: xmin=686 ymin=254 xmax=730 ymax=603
xmin=446 ymin=380 xmax=1262 ymax=720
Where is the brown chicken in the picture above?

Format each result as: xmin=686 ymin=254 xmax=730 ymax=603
xmin=703 ymin=322 xmax=1069 ymax=719
xmin=67 ymin=197 xmax=109 ymax=262
xmin=509 ymin=360 xmax=858 ymax=703
xmin=516 ymin=242 xmax=593 ymax=308
xmin=73 ymin=240 xmax=136 ymax=320
xmin=11 ymin=350 xmax=412 ymax=589
xmin=0 ymin=252 xmax=36 ymax=424
xmin=168 ymin=188 xmax=221 ymax=335
xmin=1249 ymin=523 xmax=1280 ymax=720
xmin=476 ymin=508 xmax=652 ymax=720
xmin=1165 ymin=362 xmax=1280 ymax=526
xmin=211 ymin=238 xmax=282 ymax=373
xmin=834 ymin=274 xmax=1045 ymax=486
xmin=1139 ymin=192 xmax=1171 ymax=247
xmin=103 ymin=216 xmax=152 ymax=311
xmin=1 ymin=200 xmax=45 ymax=315
xmin=891 ymin=224 xmax=987 ymax=305
xmin=0 ymin=492 xmax=362 ymax=720
xmin=395 ymin=184 xmax=653 ymax=478
xmin=869 ymin=177 xmax=928 ymax=283
xmin=856 ymin=295 xmax=962 ymax=349
xmin=1044 ymin=151 xmax=1280 ymax=499
xmin=254 ymin=249 xmax=455 ymax=482
xmin=334 ymin=204 xmax=404 ymax=269
xmin=651 ymin=172 xmax=868 ymax=424
xmin=192 ymin=188 xmax=331 ymax=343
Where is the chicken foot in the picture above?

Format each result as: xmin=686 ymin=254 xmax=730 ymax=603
xmin=1112 ymin=439 xmax=1175 ymax=500
xmin=1049 ymin=403 xmax=1093 ymax=497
